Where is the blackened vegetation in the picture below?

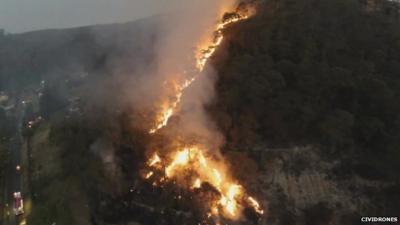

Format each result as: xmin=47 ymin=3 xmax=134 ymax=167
xmin=223 ymin=12 xmax=242 ymax=22
xmin=46 ymin=113 xmax=227 ymax=225
xmin=46 ymin=103 xmax=264 ymax=224
xmin=223 ymin=1 xmax=255 ymax=23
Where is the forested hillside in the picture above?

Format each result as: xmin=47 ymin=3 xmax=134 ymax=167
xmin=0 ymin=18 xmax=158 ymax=91
xmin=212 ymin=0 xmax=400 ymax=180
xmin=1 ymin=0 xmax=400 ymax=224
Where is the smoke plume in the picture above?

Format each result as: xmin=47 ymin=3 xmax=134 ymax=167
xmin=110 ymin=0 xmax=238 ymax=147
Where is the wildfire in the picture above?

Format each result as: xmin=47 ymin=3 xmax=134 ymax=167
xmin=142 ymin=3 xmax=263 ymax=222
xmin=192 ymin=178 xmax=202 ymax=189
xmin=148 ymin=9 xmax=249 ymax=134
xmin=248 ymin=196 xmax=264 ymax=215
xmin=149 ymin=78 xmax=195 ymax=134
xmin=145 ymin=145 xmax=263 ymax=220
xmin=196 ymin=15 xmax=248 ymax=71
xmin=145 ymin=171 xmax=154 ymax=179
xmin=165 ymin=148 xmax=190 ymax=177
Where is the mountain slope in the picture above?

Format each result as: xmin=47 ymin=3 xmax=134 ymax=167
xmin=212 ymin=0 xmax=400 ymax=179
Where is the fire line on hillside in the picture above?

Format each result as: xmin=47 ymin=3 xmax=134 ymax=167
xmin=141 ymin=2 xmax=263 ymax=224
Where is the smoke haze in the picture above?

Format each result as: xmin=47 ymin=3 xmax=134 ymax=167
xmin=115 ymin=0 xmax=237 ymax=148
xmin=0 ymin=0 xmax=233 ymax=33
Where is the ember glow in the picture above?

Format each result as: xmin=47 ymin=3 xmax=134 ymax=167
xmin=148 ymin=9 xmax=249 ymax=134
xmin=148 ymin=153 xmax=161 ymax=167
xmin=149 ymin=78 xmax=195 ymax=134
xmin=142 ymin=3 xmax=263 ymax=222
xmin=145 ymin=146 xmax=263 ymax=219
xmin=196 ymin=15 xmax=248 ymax=71
xmin=248 ymin=197 xmax=264 ymax=215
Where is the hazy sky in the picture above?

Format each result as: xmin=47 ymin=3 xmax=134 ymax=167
xmin=0 ymin=0 xmax=185 ymax=33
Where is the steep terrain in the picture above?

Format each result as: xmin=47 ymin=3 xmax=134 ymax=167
xmin=0 ymin=0 xmax=399 ymax=224
xmin=210 ymin=0 xmax=400 ymax=223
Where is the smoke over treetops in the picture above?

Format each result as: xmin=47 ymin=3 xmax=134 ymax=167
xmin=92 ymin=0 xmax=264 ymax=221
xmin=110 ymin=0 xmax=239 ymax=143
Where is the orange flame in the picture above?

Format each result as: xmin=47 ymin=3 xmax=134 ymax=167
xmin=165 ymin=148 xmax=190 ymax=177
xmin=148 ymin=153 xmax=161 ymax=167
xmin=148 ymin=12 xmax=248 ymax=134
xmin=248 ymin=196 xmax=264 ymax=215
xmin=143 ymin=5 xmax=263 ymax=221
xmin=147 ymin=146 xmax=262 ymax=219
xmin=149 ymin=78 xmax=195 ymax=134
xmin=145 ymin=171 xmax=154 ymax=179
xmin=192 ymin=178 xmax=202 ymax=189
